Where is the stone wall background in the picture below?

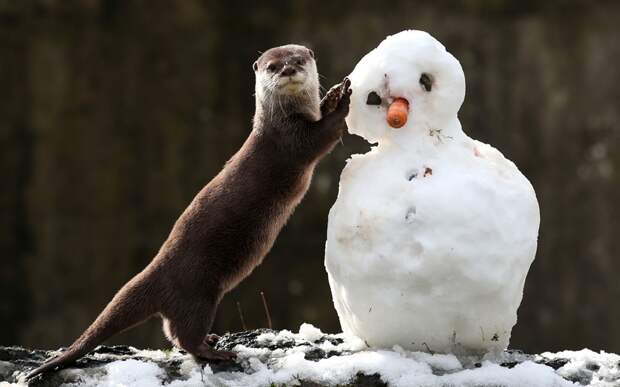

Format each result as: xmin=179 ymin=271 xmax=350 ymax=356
xmin=1 ymin=0 xmax=619 ymax=354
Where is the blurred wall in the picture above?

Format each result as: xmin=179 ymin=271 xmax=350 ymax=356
xmin=1 ymin=0 xmax=619 ymax=354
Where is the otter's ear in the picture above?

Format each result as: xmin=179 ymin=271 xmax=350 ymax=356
xmin=308 ymin=49 xmax=315 ymax=59
xmin=252 ymin=61 xmax=258 ymax=71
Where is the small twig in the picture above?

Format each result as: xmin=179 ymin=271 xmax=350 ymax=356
xmin=422 ymin=342 xmax=434 ymax=355
xmin=260 ymin=291 xmax=273 ymax=329
xmin=236 ymin=301 xmax=247 ymax=331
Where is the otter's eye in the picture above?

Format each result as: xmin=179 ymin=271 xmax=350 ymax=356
xmin=366 ymin=91 xmax=382 ymax=105
xmin=420 ymin=73 xmax=432 ymax=92
xmin=295 ymin=58 xmax=305 ymax=66
xmin=267 ymin=63 xmax=277 ymax=72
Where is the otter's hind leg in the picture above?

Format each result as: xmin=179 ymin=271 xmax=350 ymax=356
xmin=162 ymin=301 xmax=235 ymax=361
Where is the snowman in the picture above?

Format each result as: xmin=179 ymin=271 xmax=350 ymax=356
xmin=325 ymin=30 xmax=540 ymax=355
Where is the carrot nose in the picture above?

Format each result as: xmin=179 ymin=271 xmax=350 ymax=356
xmin=386 ymin=98 xmax=410 ymax=128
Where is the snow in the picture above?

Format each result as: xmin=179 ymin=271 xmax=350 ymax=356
xmin=325 ymin=30 xmax=540 ymax=354
xmin=255 ymin=329 xmax=296 ymax=344
xmin=8 ymin=324 xmax=608 ymax=387
xmin=298 ymin=322 xmax=324 ymax=342
xmin=100 ymin=360 xmax=164 ymax=387
xmin=539 ymin=349 xmax=620 ymax=386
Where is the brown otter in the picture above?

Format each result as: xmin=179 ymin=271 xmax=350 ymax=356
xmin=26 ymin=44 xmax=351 ymax=380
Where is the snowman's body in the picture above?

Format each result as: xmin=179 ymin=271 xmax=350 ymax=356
xmin=325 ymin=31 xmax=539 ymax=354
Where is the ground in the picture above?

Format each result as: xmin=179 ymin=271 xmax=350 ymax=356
xmin=1 ymin=325 xmax=619 ymax=387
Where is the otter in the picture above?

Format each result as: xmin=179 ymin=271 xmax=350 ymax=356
xmin=26 ymin=44 xmax=351 ymax=380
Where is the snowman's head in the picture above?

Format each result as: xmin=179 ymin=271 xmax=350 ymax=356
xmin=346 ymin=30 xmax=466 ymax=144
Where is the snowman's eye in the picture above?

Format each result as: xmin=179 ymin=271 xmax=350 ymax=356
xmin=366 ymin=91 xmax=382 ymax=105
xmin=420 ymin=73 xmax=433 ymax=92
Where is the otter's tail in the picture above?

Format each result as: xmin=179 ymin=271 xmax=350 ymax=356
xmin=26 ymin=273 xmax=158 ymax=381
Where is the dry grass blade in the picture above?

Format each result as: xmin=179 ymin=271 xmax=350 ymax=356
xmin=260 ymin=291 xmax=273 ymax=329
xmin=236 ymin=301 xmax=247 ymax=331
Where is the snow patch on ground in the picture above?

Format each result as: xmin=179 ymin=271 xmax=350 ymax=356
xmin=539 ymin=349 xmax=620 ymax=386
xmin=6 ymin=325 xmax=618 ymax=387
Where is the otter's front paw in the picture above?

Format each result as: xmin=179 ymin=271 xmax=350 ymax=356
xmin=318 ymin=78 xmax=351 ymax=141
xmin=321 ymin=77 xmax=351 ymax=116
xmin=321 ymin=84 xmax=342 ymax=116
xmin=334 ymin=78 xmax=352 ymax=117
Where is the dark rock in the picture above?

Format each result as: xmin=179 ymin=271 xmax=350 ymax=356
xmin=565 ymin=369 xmax=594 ymax=386
xmin=91 ymin=345 xmax=135 ymax=356
xmin=349 ymin=373 xmax=388 ymax=387
xmin=215 ymin=329 xmax=303 ymax=351
xmin=538 ymin=357 xmax=570 ymax=370
xmin=304 ymin=347 xmax=328 ymax=361
xmin=500 ymin=361 xmax=519 ymax=368
xmin=585 ymin=361 xmax=600 ymax=371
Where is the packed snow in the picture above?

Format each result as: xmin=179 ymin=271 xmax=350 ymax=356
xmin=540 ymin=349 xmax=620 ymax=386
xmin=325 ymin=30 xmax=540 ymax=354
xmin=8 ymin=324 xmax=617 ymax=386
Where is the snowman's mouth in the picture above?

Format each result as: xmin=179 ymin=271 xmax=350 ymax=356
xmin=386 ymin=97 xmax=410 ymax=128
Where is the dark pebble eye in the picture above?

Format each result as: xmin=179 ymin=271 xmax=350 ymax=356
xmin=267 ymin=63 xmax=277 ymax=72
xmin=295 ymin=59 xmax=304 ymax=66
xmin=420 ymin=73 xmax=432 ymax=92
xmin=366 ymin=91 xmax=382 ymax=105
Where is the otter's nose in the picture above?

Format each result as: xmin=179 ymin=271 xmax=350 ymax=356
xmin=281 ymin=66 xmax=296 ymax=77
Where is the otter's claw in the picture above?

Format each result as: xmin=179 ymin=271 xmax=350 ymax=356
xmin=341 ymin=77 xmax=351 ymax=92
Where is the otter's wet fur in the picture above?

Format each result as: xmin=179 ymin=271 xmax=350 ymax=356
xmin=26 ymin=44 xmax=351 ymax=381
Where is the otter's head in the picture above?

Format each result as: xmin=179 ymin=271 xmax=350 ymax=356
xmin=253 ymin=44 xmax=320 ymax=121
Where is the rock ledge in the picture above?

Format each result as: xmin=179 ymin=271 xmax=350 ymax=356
xmin=2 ymin=326 xmax=619 ymax=387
